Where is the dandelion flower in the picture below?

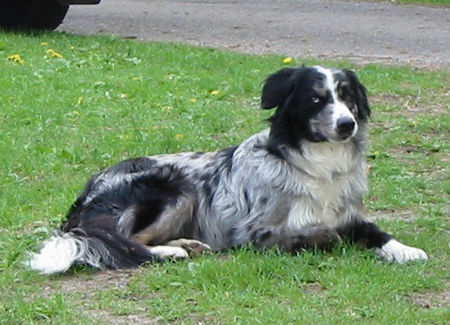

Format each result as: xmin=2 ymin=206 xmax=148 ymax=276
xmin=77 ymin=97 xmax=83 ymax=105
xmin=282 ymin=57 xmax=293 ymax=64
xmin=7 ymin=54 xmax=25 ymax=64
xmin=41 ymin=42 xmax=48 ymax=46
xmin=189 ymin=98 xmax=197 ymax=103
xmin=210 ymin=90 xmax=219 ymax=95
xmin=175 ymin=134 xmax=184 ymax=140
xmin=46 ymin=49 xmax=63 ymax=59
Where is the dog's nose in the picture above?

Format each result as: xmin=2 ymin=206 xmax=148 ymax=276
xmin=336 ymin=117 xmax=355 ymax=135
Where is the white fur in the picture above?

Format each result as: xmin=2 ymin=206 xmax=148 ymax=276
xmin=285 ymin=140 xmax=367 ymax=230
xmin=148 ymin=246 xmax=189 ymax=259
xmin=376 ymin=239 xmax=428 ymax=263
xmin=27 ymin=234 xmax=85 ymax=274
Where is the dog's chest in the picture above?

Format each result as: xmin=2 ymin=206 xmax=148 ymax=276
xmin=286 ymin=175 xmax=354 ymax=230
xmin=283 ymin=147 xmax=363 ymax=230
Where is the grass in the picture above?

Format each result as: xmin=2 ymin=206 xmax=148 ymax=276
xmin=363 ymin=0 xmax=450 ymax=6
xmin=0 ymin=31 xmax=448 ymax=324
xmin=399 ymin=0 xmax=449 ymax=6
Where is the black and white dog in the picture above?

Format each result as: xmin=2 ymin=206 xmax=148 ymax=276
xmin=28 ymin=66 xmax=427 ymax=274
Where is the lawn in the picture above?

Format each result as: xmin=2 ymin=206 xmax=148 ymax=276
xmin=382 ymin=0 xmax=449 ymax=6
xmin=0 ymin=31 xmax=448 ymax=324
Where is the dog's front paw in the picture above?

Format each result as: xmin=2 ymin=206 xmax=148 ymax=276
xmin=376 ymin=239 xmax=428 ymax=263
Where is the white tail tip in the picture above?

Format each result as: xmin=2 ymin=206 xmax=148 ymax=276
xmin=27 ymin=233 xmax=85 ymax=274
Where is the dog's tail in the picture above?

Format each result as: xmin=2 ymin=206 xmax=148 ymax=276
xmin=27 ymin=228 xmax=156 ymax=274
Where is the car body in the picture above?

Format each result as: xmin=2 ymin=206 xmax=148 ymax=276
xmin=0 ymin=0 xmax=101 ymax=30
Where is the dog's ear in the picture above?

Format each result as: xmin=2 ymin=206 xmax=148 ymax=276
xmin=344 ymin=69 xmax=371 ymax=121
xmin=261 ymin=68 xmax=296 ymax=109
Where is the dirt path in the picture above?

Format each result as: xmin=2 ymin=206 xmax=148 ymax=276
xmin=59 ymin=0 xmax=450 ymax=69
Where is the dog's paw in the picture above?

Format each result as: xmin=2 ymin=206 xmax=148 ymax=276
xmin=148 ymin=245 xmax=189 ymax=260
xmin=166 ymin=238 xmax=212 ymax=256
xmin=376 ymin=239 xmax=428 ymax=264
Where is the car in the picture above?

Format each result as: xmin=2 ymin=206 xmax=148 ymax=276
xmin=0 ymin=0 xmax=101 ymax=31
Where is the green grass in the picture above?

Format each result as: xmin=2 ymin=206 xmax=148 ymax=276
xmin=396 ymin=0 xmax=449 ymax=6
xmin=0 ymin=31 xmax=448 ymax=324
xmin=364 ymin=0 xmax=450 ymax=6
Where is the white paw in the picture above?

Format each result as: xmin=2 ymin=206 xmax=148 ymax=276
xmin=148 ymin=246 xmax=189 ymax=260
xmin=376 ymin=239 xmax=428 ymax=264
xmin=165 ymin=238 xmax=212 ymax=255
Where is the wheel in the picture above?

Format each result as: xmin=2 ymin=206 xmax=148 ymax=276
xmin=0 ymin=0 xmax=69 ymax=31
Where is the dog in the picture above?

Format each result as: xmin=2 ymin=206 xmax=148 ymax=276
xmin=28 ymin=66 xmax=427 ymax=274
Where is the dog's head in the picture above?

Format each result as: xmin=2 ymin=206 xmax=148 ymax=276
xmin=262 ymin=66 xmax=370 ymax=147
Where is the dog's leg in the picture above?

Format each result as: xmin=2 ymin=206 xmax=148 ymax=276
xmin=165 ymin=238 xmax=211 ymax=256
xmin=131 ymin=193 xmax=196 ymax=246
xmin=288 ymin=225 xmax=342 ymax=252
xmin=252 ymin=224 xmax=342 ymax=253
xmin=146 ymin=239 xmax=211 ymax=260
xmin=338 ymin=220 xmax=428 ymax=263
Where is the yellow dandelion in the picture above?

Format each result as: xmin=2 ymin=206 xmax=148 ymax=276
xmin=41 ymin=42 xmax=48 ymax=46
xmin=282 ymin=57 xmax=293 ymax=64
xmin=7 ymin=54 xmax=25 ymax=64
xmin=175 ymin=134 xmax=184 ymax=140
xmin=77 ymin=97 xmax=83 ymax=105
xmin=371 ymin=151 xmax=382 ymax=159
xmin=46 ymin=49 xmax=63 ymax=59
xmin=189 ymin=98 xmax=197 ymax=103
xmin=210 ymin=90 xmax=219 ymax=95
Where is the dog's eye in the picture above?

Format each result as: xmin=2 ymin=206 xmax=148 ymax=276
xmin=312 ymin=97 xmax=320 ymax=104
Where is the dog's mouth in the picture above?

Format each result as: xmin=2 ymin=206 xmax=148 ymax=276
xmin=308 ymin=131 xmax=328 ymax=142
xmin=308 ymin=117 xmax=358 ymax=143
xmin=329 ymin=134 xmax=354 ymax=143
xmin=309 ymin=128 xmax=357 ymax=143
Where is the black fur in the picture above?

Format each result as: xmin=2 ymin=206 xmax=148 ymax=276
xmin=337 ymin=220 xmax=392 ymax=249
xmin=264 ymin=68 xmax=327 ymax=148
xmin=61 ymin=162 xmax=194 ymax=268
xmin=343 ymin=69 xmax=371 ymax=121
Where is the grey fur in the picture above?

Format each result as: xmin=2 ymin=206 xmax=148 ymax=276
xmin=133 ymin=126 xmax=368 ymax=251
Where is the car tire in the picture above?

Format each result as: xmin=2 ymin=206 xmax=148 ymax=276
xmin=0 ymin=0 xmax=69 ymax=31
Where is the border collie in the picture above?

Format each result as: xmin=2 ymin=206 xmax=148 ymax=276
xmin=28 ymin=66 xmax=427 ymax=274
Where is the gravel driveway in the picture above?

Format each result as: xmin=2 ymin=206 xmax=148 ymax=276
xmin=59 ymin=0 xmax=450 ymax=68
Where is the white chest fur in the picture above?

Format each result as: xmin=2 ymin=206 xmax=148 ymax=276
xmin=284 ymin=141 xmax=367 ymax=230
xmin=286 ymin=176 xmax=356 ymax=230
